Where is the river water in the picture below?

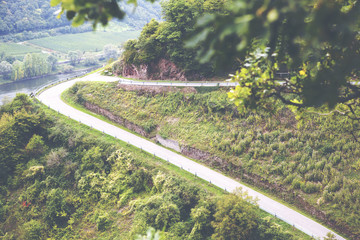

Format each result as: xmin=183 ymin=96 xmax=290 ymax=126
xmin=0 ymin=70 xmax=89 ymax=105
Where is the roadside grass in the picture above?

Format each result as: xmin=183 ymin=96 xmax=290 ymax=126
xmin=38 ymin=97 xmax=313 ymax=240
xmin=0 ymin=42 xmax=41 ymax=57
xmin=28 ymin=31 xmax=141 ymax=53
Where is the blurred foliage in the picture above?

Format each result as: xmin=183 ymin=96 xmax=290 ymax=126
xmin=50 ymin=0 xmax=156 ymax=28
xmin=189 ymin=0 xmax=360 ymax=114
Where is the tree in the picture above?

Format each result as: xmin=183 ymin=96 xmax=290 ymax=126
xmin=103 ymin=44 xmax=119 ymax=61
xmin=84 ymin=55 xmax=98 ymax=66
xmin=44 ymin=188 xmax=70 ymax=227
xmin=189 ymin=0 xmax=360 ymax=112
xmin=212 ymin=191 xmax=258 ymax=240
xmin=47 ymin=54 xmax=58 ymax=71
xmin=0 ymin=61 xmax=13 ymax=80
xmin=22 ymin=220 xmax=44 ymax=240
xmin=68 ymin=51 xmax=81 ymax=66
xmin=22 ymin=53 xmax=51 ymax=79
xmin=12 ymin=60 xmax=24 ymax=81
xmin=25 ymin=134 xmax=47 ymax=158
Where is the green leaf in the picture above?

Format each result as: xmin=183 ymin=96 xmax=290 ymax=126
xmin=50 ymin=0 xmax=62 ymax=7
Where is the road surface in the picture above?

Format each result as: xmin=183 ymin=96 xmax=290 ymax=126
xmin=37 ymin=73 xmax=346 ymax=240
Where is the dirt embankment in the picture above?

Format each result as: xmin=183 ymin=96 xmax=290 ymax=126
xmin=113 ymin=59 xmax=188 ymax=81
xmin=117 ymin=84 xmax=197 ymax=95
xmin=82 ymin=100 xmax=355 ymax=239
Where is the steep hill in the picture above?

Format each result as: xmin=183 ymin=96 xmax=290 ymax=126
xmin=0 ymin=95 xmax=308 ymax=239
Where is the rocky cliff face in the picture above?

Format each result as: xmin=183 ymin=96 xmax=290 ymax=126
xmin=114 ymin=59 xmax=188 ymax=81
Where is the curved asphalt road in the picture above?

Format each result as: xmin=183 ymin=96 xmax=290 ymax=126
xmin=38 ymin=73 xmax=346 ymax=240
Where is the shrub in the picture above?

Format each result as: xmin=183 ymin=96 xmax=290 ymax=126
xmin=44 ymin=188 xmax=70 ymax=227
xmin=95 ymin=213 xmax=112 ymax=231
xmin=25 ymin=134 xmax=47 ymax=157
xmin=23 ymin=220 xmax=44 ymax=240
xmin=327 ymin=177 xmax=343 ymax=193
xmin=0 ymin=199 xmax=6 ymax=222
xmin=301 ymin=182 xmax=321 ymax=194
xmin=46 ymin=148 xmax=68 ymax=168
xmin=291 ymin=177 xmax=302 ymax=189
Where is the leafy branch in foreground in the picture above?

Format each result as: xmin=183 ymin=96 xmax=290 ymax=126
xmin=190 ymin=0 xmax=360 ymax=110
xmin=50 ymin=0 xmax=157 ymax=28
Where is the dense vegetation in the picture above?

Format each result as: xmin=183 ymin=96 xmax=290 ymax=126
xmin=68 ymin=81 xmax=360 ymax=238
xmin=0 ymin=0 xmax=91 ymax=42
xmin=0 ymin=94 xmax=306 ymax=239
xmin=118 ymin=0 xmax=230 ymax=78
xmin=0 ymin=0 xmax=159 ymax=42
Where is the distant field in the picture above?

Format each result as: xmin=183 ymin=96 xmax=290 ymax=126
xmin=28 ymin=30 xmax=141 ymax=53
xmin=0 ymin=42 xmax=41 ymax=57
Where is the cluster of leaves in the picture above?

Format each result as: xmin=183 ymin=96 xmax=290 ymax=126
xmin=190 ymin=0 xmax=360 ymax=113
xmin=71 ymin=82 xmax=360 ymax=237
xmin=119 ymin=0 xmax=230 ymax=78
xmin=50 ymin=0 xmax=157 ymax=28
xmin=0 ymin=94 xmax=299 ymax=239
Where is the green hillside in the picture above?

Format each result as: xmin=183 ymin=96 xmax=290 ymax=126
xmin=0 ymin=95 xmax=309 ymax=239
xmin=65 ymin=81 xmax=360 ymax=238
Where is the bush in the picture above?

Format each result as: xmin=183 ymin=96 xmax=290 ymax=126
xmin=23 ymin=220 xmax=44 ymax=240
xmin=301 ymin=182 xmax=321 ymax=194
xmin=291 ymin=177 xmax=302 ymax=189
xmin=95 ymin=213 xmax=112 ymax=231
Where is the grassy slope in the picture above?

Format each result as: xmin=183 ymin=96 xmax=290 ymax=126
xmin=28 ymin=31 xmax=141 ymax=53
xmin=57 ymin=90 xmax=312 ymax=240
xmin=0 ymin=97 xmax=311 ymax=240
xmin=68 ymin=81 xmax=360 ymax=237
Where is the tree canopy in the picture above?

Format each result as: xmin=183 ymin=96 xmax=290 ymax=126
xmin=189 ymin=0 xmax=360 ymax=112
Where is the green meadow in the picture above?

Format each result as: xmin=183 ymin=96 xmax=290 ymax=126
xmin=28 ymin=31 xmax=141 ymax=53
xmin=0 ymin=42 xmax=41 ymax=57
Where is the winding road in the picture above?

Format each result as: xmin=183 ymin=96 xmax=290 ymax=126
xmin=37 ymin=73 xmax=346 ymax=240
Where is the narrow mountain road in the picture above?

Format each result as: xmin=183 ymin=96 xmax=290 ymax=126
xmin=37 ymin=73 xmax=346 ymax=240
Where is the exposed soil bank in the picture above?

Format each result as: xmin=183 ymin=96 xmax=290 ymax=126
xmin=113 ymin=59 xmax=189 ymax=81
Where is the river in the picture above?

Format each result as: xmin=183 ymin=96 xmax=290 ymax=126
xmin=0 ymin=70 xmax=89 ymax=105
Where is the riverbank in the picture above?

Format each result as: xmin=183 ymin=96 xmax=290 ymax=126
xmin=0 ymin=65 xmax=100 ymax=87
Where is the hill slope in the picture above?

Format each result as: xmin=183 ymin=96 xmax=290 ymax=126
xmin=66 ymin=81 xmax=360 ymax=238
xmin=0 ymin=94 xmax=309 ymax=239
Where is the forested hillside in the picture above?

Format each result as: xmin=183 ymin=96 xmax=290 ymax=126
xmin=66 ymin=81 xmax=360 ymax=238
xmin=0 ymin=0 xmax=160 ymax=42
xmin=115 ymin=0 xmax=230 ymax=80
xmin=0 ymin=94 xmax=308 ymax=239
